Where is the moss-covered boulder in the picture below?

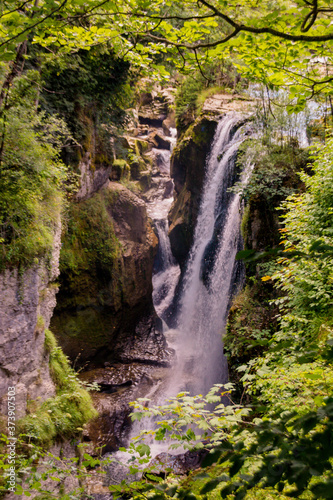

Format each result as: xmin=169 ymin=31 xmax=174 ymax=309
xmin=168 ymin=116 xmax=218 ymax=266
xmin=51 ymin=182 xmax=158 ymax=364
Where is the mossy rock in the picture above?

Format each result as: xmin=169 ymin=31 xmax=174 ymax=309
xmin=112 ymin=159 xmax=130 ymax=181
xmin=130 ymin=157 xmax=147 ymax=180
xmin=139 ymin=171 xmax=152 ymax=191
xmin=169 ymin=116 xmax=218 ymax=265
xmin=52 ymin=183 xmax=156 ymax=364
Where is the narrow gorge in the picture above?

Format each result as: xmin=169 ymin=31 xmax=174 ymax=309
xmin=1 ymin=4 xmax=332 ymax=495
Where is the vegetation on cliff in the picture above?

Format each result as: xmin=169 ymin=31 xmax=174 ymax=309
xmin=0 ymin=72 xmax=69 ymax=270
xmin=17 ymin=329 xmax=97 ymax=447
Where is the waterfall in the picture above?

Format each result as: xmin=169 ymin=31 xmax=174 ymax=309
xmin=104 ymin=113 xmax=252 ymax=482
xmin=164 ymin=113 xmax=251 ymax=397
xmin=146 ymin=149 xmax=181 ymax=322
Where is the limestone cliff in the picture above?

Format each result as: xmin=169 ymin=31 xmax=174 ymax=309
xmin=0 ymin=223 xmax=61 ymax=419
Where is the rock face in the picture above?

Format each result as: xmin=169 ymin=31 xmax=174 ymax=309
xmin=168 ymin=116 xmax=218 ymax=266
xmin=80 ymin=359 xmax=171 ymax=454
xmin=138 ymin=88 xmax=174 ymax=129
xmin=51 ymin=182 xmax=160 ymax=365
xmin=76 ymin=151 xmax=112 ymax=201
xmin=202 ymin=93 xmax=255 ymax=115
xmin=0 ymin=223 xmax=61 ymax=419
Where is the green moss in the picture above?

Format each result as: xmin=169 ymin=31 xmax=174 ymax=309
xmin=181 ymin=116 xmax=217 ymax=147
xmin=54 ymin=188 xmax=124 ymax=348
xmin=44 ymin=328 xmax=57 ymax=353
xmin=60 ymin=188 xmax=120 ymax=275
xmin=112 ymin=159 xmax=130 ymax=180
xmin=18 ymin=330 xmax=97 ymax=447
xmin=240 ymin=204 xmax=250 ymax=244
xmin=195 ymin=85 xmax=227 ymax=111
xmin=0 ymin=81 xmax=68 ymax=271
xmin=35 ymin=315 xmax=45 ymax=336
xmin=120 ymin=178 xmax=142 ymax=193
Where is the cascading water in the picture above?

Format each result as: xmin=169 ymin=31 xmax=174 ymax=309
xmin=105 ymin=113 xmax=252 ymax=485
xmin=152 ymin=219 xmax=181 ymax=319
xmin=163 ymin=113 xmax=252 ymax=397
xmin=146 ymin=145 xmax=180 ymax=321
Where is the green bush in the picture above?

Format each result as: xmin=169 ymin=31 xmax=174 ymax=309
xmin=175 ymin=73 xmax=206 ymax=133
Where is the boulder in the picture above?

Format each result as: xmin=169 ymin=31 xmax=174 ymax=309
xmin=149 ymin=132 xmax=171 ymax=150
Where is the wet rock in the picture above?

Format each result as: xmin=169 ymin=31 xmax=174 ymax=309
xmin=81 ymin=363 xmax=155 ymax=388
xmin=168 ymin=116 xmax=218 ymax=267
xmin=81 ymin=360 xmax=171 ymax=455
xmin=114 ymin=315 xmax=174 ymax=366
xmin=162 ymin=113 xmax=176 ymax=136
xmin=149 ymin=132 xmax=171 ymax=150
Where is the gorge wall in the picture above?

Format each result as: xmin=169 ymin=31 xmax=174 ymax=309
xmin=0 ymin=86 xmax=176 ymax=433
xmin=0 ymin=224 xmax=61 ymax=420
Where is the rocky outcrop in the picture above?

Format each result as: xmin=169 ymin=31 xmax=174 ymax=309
xmin=202 ymin=93 xmax=255 ymax=115
xmin=138 ymin=87 xmax=175 ymax=129
xmin=0 ymin=223 xmax=61 ymax=419
xmin=51 ymin=182 xmax=160 ymax=365
xmin=80 ymin=356 xmax=171 ymax=455
xmin=168 ymin=116 xmax=218 ymax=266
xmin=76 ymin=151 xmax=112 ymax=201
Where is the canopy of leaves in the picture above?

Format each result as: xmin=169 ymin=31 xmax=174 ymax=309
xmin=1 ymin=1 xmax=333 ymax=105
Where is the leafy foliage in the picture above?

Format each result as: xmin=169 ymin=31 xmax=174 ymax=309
xmin=0 ymin=75 xmax=69 ymax=269
xmin=2 ymin=1 xmax=332 ymax=110
xmin=40 ymin=47 xmax=133 ymax=148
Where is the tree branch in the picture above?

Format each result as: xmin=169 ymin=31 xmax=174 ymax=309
xmin=194 ymin=48 xmax=211 ymax=82
xmin=0 ymin=0 xmax=68 ymax=49
xmin=197 ymin=0 xmax=333 ymax=42
xmin=301 ymin=0 xmax=318 ymax=32
xmin=0 ymin=0 xmax=30 ymax=20
xmin=143 ymin=28 xmax=241 ymax=50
